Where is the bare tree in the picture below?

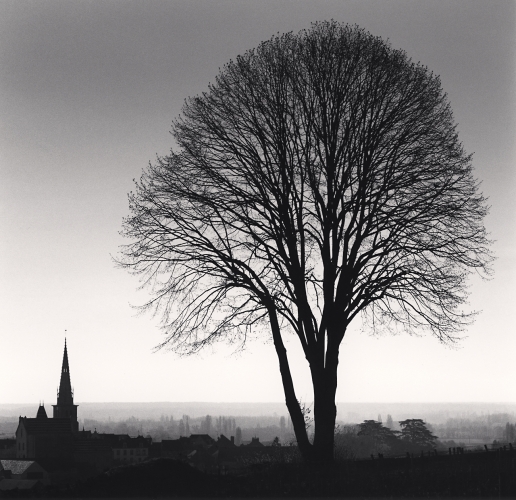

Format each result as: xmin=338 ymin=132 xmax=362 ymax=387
xmin=119 ymin=22 xmax=492 ymax=462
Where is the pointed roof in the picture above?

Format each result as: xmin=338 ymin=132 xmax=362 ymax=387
xmin=62 ymin=338 xmax=70 ymax=372
xmin=0 ymin=460 xmax=38 ymax=475
xmin=57 ymin=338 xmax=73 ymax=405
xmin=36 ymin=404 xmax=47 ymax=419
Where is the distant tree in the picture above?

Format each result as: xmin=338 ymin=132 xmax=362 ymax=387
xmin=386 ymin=415 xmax=394 ymax=429
xmin=280 ymin=416 xmax=286 ymax=435
xmin=357 ymin=420 xmax=383 ymax=441
xmin=399 ymin=419 xmax=437 ymax=449
xmin=178 ymin=419 xmax=185 ymax=437
xmin=378 ymin=414 xmax=382 ymax=423
xmin=235 ymin=426 xmax=242 ymax=446
xmin=272 ymin=436 xmax=281 ymax=447
xmin=119 ymin=21 xmax=492 ymax=462
xmin=205 ymin=415 xmax=212 ymax=436
xmin=357 ymin=420 xmax=400 ymax=454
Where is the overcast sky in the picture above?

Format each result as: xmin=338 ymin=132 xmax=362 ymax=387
xmin=1 ymin=0 xmax=514 ymax=407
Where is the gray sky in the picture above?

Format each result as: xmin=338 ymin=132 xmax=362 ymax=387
xmin=1 ymin=0 xmax=514 ymax=406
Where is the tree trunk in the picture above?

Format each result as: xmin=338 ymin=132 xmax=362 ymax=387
xmin=312 ymin=368 xmax=338 ymax=462
xmin=311 ymin=338 xmax=340 ymax=463
xmin=267 ymin=303 xmax=314 ymax=461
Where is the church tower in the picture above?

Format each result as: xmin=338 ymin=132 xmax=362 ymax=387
xmin=52 ymin=339 xmax=79 ymax=432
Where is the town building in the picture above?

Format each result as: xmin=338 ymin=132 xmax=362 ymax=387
xmin=0 ymin=460 xmax=50 ymax=493
xmin=111 ymin=435 xmax=151 ymax=464
xmin=0 ymin=459 xmax=50 ymax=484
xmin=13 ymin=340 xmax=154 ymax=476
xmin=15 ymin=340 xmax=77 ymax=460
xmin=15 ymin=408 xmax=74 ymax=459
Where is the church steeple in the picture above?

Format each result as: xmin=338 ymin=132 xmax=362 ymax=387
xmin=53 ymin=338 xmax=79 ymax=432
xmin=57 ymin=338 xmax=73 ymax=404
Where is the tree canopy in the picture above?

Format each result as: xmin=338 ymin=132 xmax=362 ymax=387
xmin=119 ymin=21 xmax=492 ymax=462
xmin=357 ymin=420 xmax=400 ymax=453
xmin=399 ymin=419 xmax=438 ymax=449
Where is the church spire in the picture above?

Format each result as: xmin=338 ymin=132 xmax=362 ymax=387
xmin=53 ymin=337 xmax=79 ymax=432
xmin=57 ymin=338 xmax=73 ymax=404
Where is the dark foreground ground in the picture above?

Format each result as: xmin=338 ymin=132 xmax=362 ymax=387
xmin=3 ymin=449 xmax=516 ymax=498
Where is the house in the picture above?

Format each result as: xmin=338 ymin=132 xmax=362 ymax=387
xmin=159 ymin=434 xmax=222 ymax=472
xmin=246 ymin=437 xmax=264 ymax=447
xmin=160 ymin=434 xmax=215 ymax=461
xmin=188 ymin=434 xmax=215 ymax=449
xmin=112 ymin=436 xmax=151 ymax=464
xmin=217 ymin=434 xmax=236 ymax=447
xmin=161 ymin=437 xmax=191 ymax=460
xmin=0 ymin=459 xmax=50 ymax=485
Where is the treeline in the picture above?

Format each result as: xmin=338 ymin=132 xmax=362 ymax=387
xmin=430 ymin=412 xmax=515 ymax=442
xmin=81 ymin=414 xmax=295 ymax=444
xmin=4 ymin=409 xmax=514 ymax=447
xmin=80 ymin=411 xmax=516 ymax=448
xmin=335 ymin=416 xmax=516 ymax=460
xmin=344 ymin=412 xmax=515 ymax=445
xmin=335 ymin=419 xmax=440 ymax=459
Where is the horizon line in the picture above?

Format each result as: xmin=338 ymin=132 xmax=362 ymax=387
xmin=2 ymin=401 xmax=516 ymax=406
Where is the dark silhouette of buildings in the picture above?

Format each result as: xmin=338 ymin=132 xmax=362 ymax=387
xmin=16 ymin=340 xmax=77 ymax=459
xmin=14 ymin=340 xmax=152 ymax=472
xmin=12 ymin=340 xmax=280 ymax=479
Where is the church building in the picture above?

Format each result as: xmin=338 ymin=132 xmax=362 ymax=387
xmin=16 ymin=340 xmax=78 ymax=459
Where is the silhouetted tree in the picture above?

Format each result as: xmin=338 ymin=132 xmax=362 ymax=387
xmin=358 ymin=420 xmax=400 ymax=454
xmin=399 ymin=419 xmax=437 ymax=449
xmin=119 ymin=21 xmax=492 ymax=462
